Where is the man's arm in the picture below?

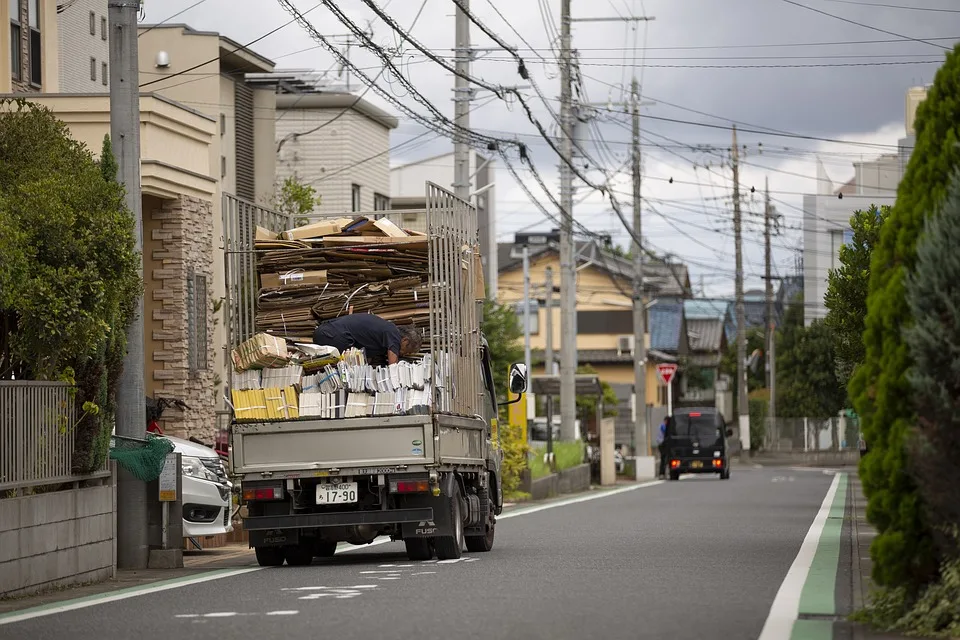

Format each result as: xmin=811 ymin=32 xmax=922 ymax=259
xmin=387 ymin=350 xmax=399 ymax=364
xmin=383 ymin=323 xmax=402 ymax=364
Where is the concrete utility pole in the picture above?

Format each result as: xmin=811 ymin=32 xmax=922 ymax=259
xmin=453 ymin=0 xmax=471 ymax=200
xmin=764 ymin=178 xmax=776 ymax=443
xmin=109 ymin=0 xmax=148 ymax=570
xmin=732 ymin=125 xmax=750 ymax=460
xmin=544 ymin=266 xmax=555 ymax=464
xmin=630 ymin=77 xmax=649 ymax=461
xmin=522 ymin=244 xmax=532 ymax=400
xmin=558 ymin=0 xmax=577 ymax=442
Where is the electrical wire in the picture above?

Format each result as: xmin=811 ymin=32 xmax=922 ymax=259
xmin=819 ymin=0 xmax=960 ymax=12
xmin=778 ymin=0 xmax=953 ymax=51
xmin=139 ymin=0 xmax=209 ymax=38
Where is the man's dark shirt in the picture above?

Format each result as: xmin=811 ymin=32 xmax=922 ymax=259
xmin=313 ymin=314 xmax=401 ymax=365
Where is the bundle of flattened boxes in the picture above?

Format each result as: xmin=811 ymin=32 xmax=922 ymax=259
xmin=229 ymin=329 xmax=447 ymax=422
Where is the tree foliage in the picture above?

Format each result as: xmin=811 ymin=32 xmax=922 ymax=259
xmin=904 ymin=172 xmax=960 ymax=564
xmin=776 ymin=301 xmax=845 ymax=420
xmin=273 ymin=175 xmax=321 ymax=225
xmin=720 ymin=325 xmax=765 ymax=414
xmin=0 ymin=100 xmax=141 ymax=472
xmin=824 ymin=205 xmax=890 ymax=391
xmin=850 ymin=45 xmax=960 ymax=591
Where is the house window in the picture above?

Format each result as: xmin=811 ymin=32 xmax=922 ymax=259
xmin=89 ymin=57 xmax=96 ymax=81
xmin=88 ymin=10 xmax=95 ymax=35
xmin=373 ymin=193 xmax=390 ymax=211
xmin=101 ymin=61 xmax=107 ymax=85
xmin=351 ymin=184 xmax=361 ymax=212
xmin=100 ymin=15 xmax=106 ymax=40
xmin=187 ymin=271 xmax=209 ymax=374
xmin=27 ymin=0 xmax=39 ymax=85
xmin=9 ymin=0 xmax=20 ymax=81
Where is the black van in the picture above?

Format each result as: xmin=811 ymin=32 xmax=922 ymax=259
xmin=665 ymin=407 xmax=733 ymax=481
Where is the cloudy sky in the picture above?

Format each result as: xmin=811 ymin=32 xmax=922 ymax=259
xmin=140 ymin=0 xmax=958 ymax=296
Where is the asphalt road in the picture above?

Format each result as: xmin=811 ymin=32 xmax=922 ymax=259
xmin=5 ymin=467 xmax=838 ymax=640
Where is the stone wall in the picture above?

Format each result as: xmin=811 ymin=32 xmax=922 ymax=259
xmin=522 ymin=463 xmax=593 ymax=501
xmin=0 ymin=470 xmax=116 ymax=597
xmin=149 ymin=194 xmax=217 ymax=441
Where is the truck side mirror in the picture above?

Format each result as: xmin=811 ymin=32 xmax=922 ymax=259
xmin=508 ymin=363 xmax=527 ymax=394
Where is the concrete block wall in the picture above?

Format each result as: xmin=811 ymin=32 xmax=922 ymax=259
xmin=0 ymin=469 xmax=116 ymax=597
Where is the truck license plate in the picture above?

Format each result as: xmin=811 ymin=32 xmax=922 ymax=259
xmin=316 ymin=482 xmax=358 ymax=505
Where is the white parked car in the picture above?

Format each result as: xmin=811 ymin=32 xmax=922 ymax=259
xmin=164 ymin=436 xmax=234 ymax=538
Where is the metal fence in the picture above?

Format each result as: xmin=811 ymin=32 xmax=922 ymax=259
xmin=0 ymin=381 xmax=78 ymax=491
xmin=762 ymin=416 xmax=860 ymax=452
xmin=426 ymin=183 xmax=481 ymax=417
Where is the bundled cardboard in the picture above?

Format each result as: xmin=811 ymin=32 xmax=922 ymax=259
xmin=232 ymin=386 xmax=299 ymax=422
xmin=280 ymin=217 xmax=354 ymax=241
xmin=260 ymin=269 xmax=328 ymax=289
xmin=232 ymin=333 xmax=289 ymax=372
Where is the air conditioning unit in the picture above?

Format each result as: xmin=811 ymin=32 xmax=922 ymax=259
xmin=617 ymin=334 xmax=635 ymax=357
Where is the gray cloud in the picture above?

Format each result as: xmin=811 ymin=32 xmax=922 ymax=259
xmin=141 ymin=0 xmax=958 ymax=294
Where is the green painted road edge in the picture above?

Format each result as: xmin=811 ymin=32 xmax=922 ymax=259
xmin=791 ymin=472 xmax=849 ymax=640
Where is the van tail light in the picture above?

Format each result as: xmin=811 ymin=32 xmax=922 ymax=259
xmin=670 ymin=459 xmax=680 ymax=469
xmin=712 ymin=459 xmax=723 ymax=469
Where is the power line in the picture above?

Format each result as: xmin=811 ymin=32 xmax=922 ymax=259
xmin=819 ymin=0 xmax=960 ymax=13
xmin=777 ymin=0 xmax=954 ymax=51
xmin=509 ymin=35 xmax=960 ymax=51
xmin=138 ymin=0 xmax=209 ymax=38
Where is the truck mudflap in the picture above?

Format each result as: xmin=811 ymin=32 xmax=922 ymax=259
xmin=243 ymin=507 xmax=434 ymax=531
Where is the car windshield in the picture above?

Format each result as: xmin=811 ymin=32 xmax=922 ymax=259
xmin=671 ymin=413 xmax=721 ymax=443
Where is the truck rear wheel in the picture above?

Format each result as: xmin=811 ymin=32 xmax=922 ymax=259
xmin=465 ymin=521 xmax=495 ymax=552
xmin=254 ymin=546 xmax=285 ymax=567
xmin=284 ymin=543 xmax=314 ymax=566
xmin=314 ymin=540 xmax=338 ymax=558
xmin=404 ymin=538 xmax=433 ymax=561
xmin=435 ymin=484 xmax=464 ymax=560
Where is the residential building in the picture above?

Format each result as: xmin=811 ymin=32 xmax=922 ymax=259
xmin=392 ymin=150 xmax=498 ymax=298
xmin=802 ymin=85 xmax=927 ymax=326
xmin=137 ymin=23 xmax=279 ymax=417
xmin=274 ymin=82 xmax=398 ymax=217
xmin=2 ymin=0 xmax=59 ymax=93
xmin=57 ymin=0 xmax=109 ymax=91
xmin=497 ymin=230 xmax=692 ymax=448
xmin=2 ymin=93 xmax=220 ymax=438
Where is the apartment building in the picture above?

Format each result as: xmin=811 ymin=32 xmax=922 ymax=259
xmin=274 ymin=83 xmax=398 ymax=216
xmin=137 ymin=24 xmax=279 ymax=420
xmin=57 ymin=0 xmax=109 ymax=91
xmin=2 ymin=0 xmax=58 ymax=93
xmin=802 ymin=85 xmax=928 ymax=326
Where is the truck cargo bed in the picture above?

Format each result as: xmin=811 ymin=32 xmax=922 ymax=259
xmin=231 ymin=414 xmax=487 ymax=476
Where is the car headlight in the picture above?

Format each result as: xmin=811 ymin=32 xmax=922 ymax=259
xmin=182 ymin=456 xmax=220 ymax=483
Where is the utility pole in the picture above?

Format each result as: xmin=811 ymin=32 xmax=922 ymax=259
xmin=522 ymin=244 xmax=532 ymax=396
xmin=544 ymin=266 xmax=555 ymax=467
xmin=764 ymin=178 xmax=776 ymax=445
xmin=558 ymin=0 xmax=577 ymax=442
xmin=109 ymin=0 xmax=148 ymax=570
xmin=453 ymin=0 xmax=471 ymax=200
xmin=732 ymin=125 xmax=750 ymax=460
xmin=630 ymin=77 xmax=649 ymax=462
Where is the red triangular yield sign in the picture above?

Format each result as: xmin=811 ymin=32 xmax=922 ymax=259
xmin=656 ymin=363 xmax=678 ymax=385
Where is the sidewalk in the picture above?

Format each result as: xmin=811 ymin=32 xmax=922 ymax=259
xmin=846 ymin=474 xmax=912 ymax=640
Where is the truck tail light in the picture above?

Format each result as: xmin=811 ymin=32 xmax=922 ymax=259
xmin=242 ymin=485 xmax=284 ymax=501
xmin=394 ymin=480 xmax=430 ymax=493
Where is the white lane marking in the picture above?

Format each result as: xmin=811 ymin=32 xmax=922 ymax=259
xmin=359 ymin=570 xmax=403 ymax=574
xmin=411 ymin=572 xmax=436 ymax=576
xmin=497 ymin=480 xmax=663 ymax=521
xmin=1 ymin=480 xmax=663 ymax=626
xmin=175 ymin=615 xmax=200 ymax=619
xmin=757 ymin=472 xmax=842 ymax=640
xmin=436 ymin=559 xmax=462 ymax=564
xmin=266 ymin=611 xmax=299 ymax=616
xmin=204 ymin=612 xmax=238 ymax=618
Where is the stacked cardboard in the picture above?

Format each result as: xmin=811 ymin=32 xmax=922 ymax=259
xmin=232 ymin=333 xmax=289 ymax=372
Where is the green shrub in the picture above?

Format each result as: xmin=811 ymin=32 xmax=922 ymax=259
xmin=850 ymin=44 xmax=960 ymax=591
